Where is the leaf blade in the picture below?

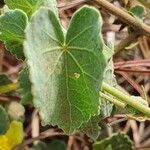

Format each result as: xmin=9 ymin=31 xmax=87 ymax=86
xmin=5 ymin=0 xmax=43 ymax=17
xmin=24 ymin=6 xmax=105 ymax=134
xmin=0 ymin=9 xmax=28 ymax=59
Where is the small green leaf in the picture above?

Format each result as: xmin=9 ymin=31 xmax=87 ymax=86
xmin=0 ymin=105 xmax=10 ymax=134
xmin=93 ymin=132 xmax=133 ymax=150
xmin=0 ymin=9 xmax=28 ymax=59
xmin=4 ymin=0 xmax=58 ymax=17
xmin=129 ymin=5 xmax=146 ymax=19
xmin=24 ymin=6 xmax=106 ymax=133
xmin=18 ymin=68 xmax=33 ymax=105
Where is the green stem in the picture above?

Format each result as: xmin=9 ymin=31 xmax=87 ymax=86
xmin=0 ymin=83 xmax=20 ymax=95
xmin=109 ymin=118 xmax=127 ymax=126
xmin=100 ymin=92 xmax=126 ymax=108
xmin=114 ymin=33 xmax=139 ymax=54
xmin=102 ymin=82 xmax=150 ymax=116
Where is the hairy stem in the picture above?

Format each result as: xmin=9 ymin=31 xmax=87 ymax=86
xmin=102 ymin=82 xmax=150 ymax=116
xmin=100 ymin=92 xmax=126 ymax=108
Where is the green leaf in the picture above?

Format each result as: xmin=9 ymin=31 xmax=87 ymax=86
xmin=129 ymin=5 xmax=146 ymax=19
xmin=4 ymin=0 xmax=58 ymax=17
xmin=24 ymin=6 xmax=106 ymax=133
xmin=18 ymin=68 xmax=33 ymax=105
xmin=93 ymin=133 xmax=133 ymax=150
xmin=79 ymin=116 xmax=100 ymax=140
xmin=0 ymin=9 xmax=28 ymax=59
xmin=0 ymin=105 xmax=10 ymax=134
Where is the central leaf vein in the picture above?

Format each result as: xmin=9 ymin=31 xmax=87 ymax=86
xmin=64 ymin=51 xmax=72 ymax=133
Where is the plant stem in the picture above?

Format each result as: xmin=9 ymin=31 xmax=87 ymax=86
xmin=102 ymin=82 xmax=150 ymax=116
xmin=58 ymin=0 xmax=150 ymax=36
xmin=100 ymin=92 xmax=126 ymax=108
xmin=114 ymin=33 xmax=139 ymax=54
xmin=95 ymin=0 xmax=150 ymax=35
xmin=0 ymin=83 xmax=20 ymax=95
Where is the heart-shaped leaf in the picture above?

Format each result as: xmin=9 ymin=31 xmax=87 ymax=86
xmin=24 ymin=6 xmax=105 ymax=133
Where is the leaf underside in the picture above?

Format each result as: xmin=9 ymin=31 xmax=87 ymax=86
xmin=101 ymin=59 xmax=116 ymax=118
xmin=4 ymin=0 xmax=43 ymax=17
xmin=24 ymin=6 xmax=105 ymax=133
xmin=0 ymin=0 xmax=58 ymax=60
